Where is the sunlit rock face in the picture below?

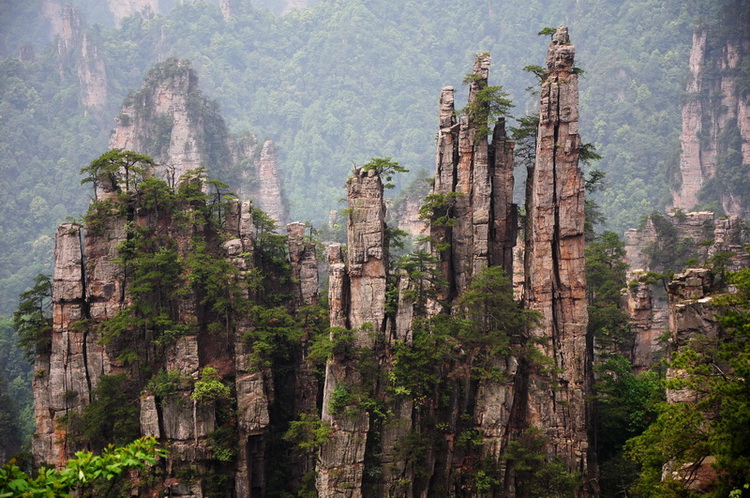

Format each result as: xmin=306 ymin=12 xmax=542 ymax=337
xmin=523 ymin=27 xmax=595 ymax=491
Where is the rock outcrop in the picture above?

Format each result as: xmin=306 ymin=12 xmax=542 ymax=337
xmin=109 ymin=59 xmax=218 ymax=183
xmin=429 ymin=56 xmax=516 ymax=304
xmin=623 ymin=210 xmax=749 ymax=370
xmin=47 ymin=5 xmax=108 ymax=112
xmin=110 ymin=62 xmax=288 ymax=224
xmin=107 ymin=0 xmax=158 ymax=27
xmin=672 ymin=4 xmax=750 ymax=216
xmin=522 ymin=26 xmax=594 ymax=488
xmin=34 ymin=26 xmax=605 ymax=498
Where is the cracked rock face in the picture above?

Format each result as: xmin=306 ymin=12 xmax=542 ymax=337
xmin=317 ymin=168 xmax=387 ymax=497
xmin=523 ymin=26 xmax=594 ymax=488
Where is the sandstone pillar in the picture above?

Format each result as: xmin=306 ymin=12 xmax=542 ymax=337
xmin=523 ymin=27 xmax=594 ymax=489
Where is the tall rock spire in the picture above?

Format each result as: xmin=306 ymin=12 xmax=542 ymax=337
xmin=523 ymin=27 xmax=594 ymax=490
xmin=427 ymin=54 xmax=517 ymax=304
xmin=317 ymin=168 xmax=387 ymax=497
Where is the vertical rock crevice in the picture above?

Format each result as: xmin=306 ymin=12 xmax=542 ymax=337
xmin=317 ymin=168 xmax=387 ymax=497
xmin=522 ymin=27 xmax=594 ymax=490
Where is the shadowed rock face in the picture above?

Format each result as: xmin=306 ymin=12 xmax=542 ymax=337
xmin=523 ymin=26 xmax=594 ymax=490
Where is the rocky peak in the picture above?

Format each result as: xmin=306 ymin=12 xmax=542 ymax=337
xmin=47 ymin=4 xmax=108 ymax=112
xmin=317 ymin=166 xmax=387 ymax=497
xmin=112 ymin=61 xmax=288 ymax=224
xmin=109 ymin=59 xmax=205 ymax=182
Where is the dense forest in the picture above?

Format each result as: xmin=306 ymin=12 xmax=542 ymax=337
xmin=1 ymin=0 xmax=749 ymax=496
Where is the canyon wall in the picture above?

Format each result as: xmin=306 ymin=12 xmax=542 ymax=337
xmin=672 ymin=4 xmax=750 ymax=217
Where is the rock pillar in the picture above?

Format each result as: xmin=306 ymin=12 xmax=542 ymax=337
xmin=317 ymin=168 xmax=387 ymax=497
xmin=523 ymin=27 xmax=594 ymax=489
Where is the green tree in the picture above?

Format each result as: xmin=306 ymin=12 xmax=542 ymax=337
xmin=361 ymin=157 xmax=409 ymax=190
xmin=462 ymin=71 xmax=513 ymax=138
xmin=75 ymin=374 xmax=140 ymax=451
xmin=626 ymin=266 xmax=750 ymax=496
xmin=80 ymin=149 xmax=155 ymax=198
xmin=12 ymin=274 xmax=52 ymax=359
xmin=585 ymin=231 xmax=631 ymax=348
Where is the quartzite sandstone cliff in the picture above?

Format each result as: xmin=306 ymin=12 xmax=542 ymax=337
xmin=110 ymin=60 xmax=288 ymax=224
xmin=34 ymin=27 xmax=600 ymax=498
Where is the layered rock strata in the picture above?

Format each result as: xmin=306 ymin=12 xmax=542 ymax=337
xmin=429 ymin=56 xmax=517 ymax=304
xmin=51 ymin=5 xmax=108 ymax=111
xmin=427 ymin=54 xmax=520 ymax=480
xmin=623 ymin=210 xmax=749 ymax=370
xmin=523 ymin=27 xmax=594 ymax=487
xmin=287 ymin=222 xmax=319 ymax=308
xmin=34 ymin=174 xmax=276 ymax=496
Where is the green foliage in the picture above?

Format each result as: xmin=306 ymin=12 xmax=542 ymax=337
xmin=391 ymin=266 xmax=541 ymax=399
xmin=581 ymin=144 xmax=603 ymax=168
xmin=360 ymin=157 xmax=408 ymax=190
xmin=418 ymin=191 xmax=463 ymax=228
xmin=0 ymin=371 xmax=24 ymax=462
xmin=461 ymin=78 xmax=513 ymax=138
xmin=244 ymin=305 xmax=304 ymax=370
xmin=594 ymin=355 xmax=663 ymax=495
xmin=137 ymin=176 xmax=176 ymax=216
xmin=191 ymin=367 xmax=231 ymax=405
xmin=12 ymin=274 xmax=52 ymax=359
xmin=282 ymin=413 xmax=333 ymax=454
xmin=252 ymin=207 xmax=293 ymax=304
xmin=643 ymin=211 xmax=700 ymax=273
xmin=523 ymin=64 xmax=547 ymax=82
xmin=394 ymin=249 xmax=444 ymax=314
xmin=503 ymin=427 xmax=581 ymax=497
xmin=206 ymin=426 xmax=237 ymax=463
xmin=62 ymin=374 xmax=141 ymax=452
xmin=308 ymin=326 xmax=355 ymax=367
xmin=185 ymin=239 xmax=240 ymax=327
xmin=329 ymin=384 xmax=355 ymax=415
xmin=699 ymin=120 xmax=750 ymax=213
xmin=511 ymin=114 xmax=540 ymax=171
xmin=80 ymin=149 xmax=155 ymax=197
xmin=145 ymin=369 xmax=194 ymax=399
xmin=0 ymin=437 xmax=167 ymax=497
xmin=627 ymin=267 xmax=750 ymax=495
xmin=585 ymin=231 xmax=631 ymax=347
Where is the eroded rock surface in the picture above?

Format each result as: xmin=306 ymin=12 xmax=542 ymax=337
xmin=523 ymin=27 xmax=594 ymax=488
